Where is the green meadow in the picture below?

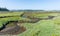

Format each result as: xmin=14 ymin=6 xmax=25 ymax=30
xmin=0 ymin=12 xmax=60 ymax=36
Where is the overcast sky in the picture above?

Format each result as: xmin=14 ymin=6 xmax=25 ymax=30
xmin=0 ymin=0 xmax=60 ymax=10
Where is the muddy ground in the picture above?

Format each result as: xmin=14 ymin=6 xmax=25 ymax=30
xmin=0 ymin=21 xmax=26 ymax=35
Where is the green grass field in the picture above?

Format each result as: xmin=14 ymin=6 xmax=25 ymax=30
xmin=0 ymin=12 xmax=60 ymax=36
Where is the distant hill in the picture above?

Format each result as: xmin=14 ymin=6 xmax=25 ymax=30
xmin=11 ymin=10 xmax=45 ymax=12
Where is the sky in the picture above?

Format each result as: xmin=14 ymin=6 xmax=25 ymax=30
xmin=0 ymin=0 xmax=60 ymax=10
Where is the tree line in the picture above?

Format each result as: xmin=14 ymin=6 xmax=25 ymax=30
xmin=0 ymin=8 xmax=9 ymax=11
